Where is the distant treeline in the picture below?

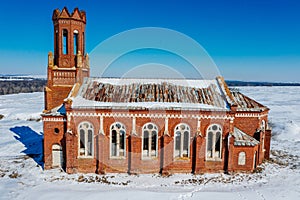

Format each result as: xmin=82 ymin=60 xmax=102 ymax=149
xmin=0 ymin=79 xmax=300 ymax=95
xmin=226 ymin=80 xmax=300 ymax=87
xmin=0 ymin=80 xmax=46 ymax=95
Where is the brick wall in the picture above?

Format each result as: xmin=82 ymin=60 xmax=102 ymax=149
xmin=61 ymin=109 xmax=250 ymax=174
xmin=43 ymin=116 xmax=66 ymax=169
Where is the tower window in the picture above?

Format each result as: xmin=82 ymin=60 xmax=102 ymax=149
xmin=73 ymin=30 xmax=79 ymax=55
xmin=82 ymin=32 xmax=85 ymax=55
xmin=62 ymin=29 xmax=68 ymax=55
xmin=55 ymin=30 xmax=59 ymax=57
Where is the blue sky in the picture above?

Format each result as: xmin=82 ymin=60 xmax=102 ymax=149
xmin=0 ymin=0 xmax=299 ymax=82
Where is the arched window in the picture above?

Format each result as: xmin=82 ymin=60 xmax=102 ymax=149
xmin=261 ymin=120 xmax=266 ymax=151
xmin=206 ymin=124 xmax=222 ymax=160
xmin=62 ymin=29 xmax=68 ymax=54
xmin=110 ymin=122 xmax=126 ymax=157
xmin=238 ymin=152 xmax=246 ymax=165
xmin=55 ymin=30 xmax=59 ymax=57
xmin=73 ymin=30 xmax=79 ymax=55
xmin=261 ymin=120 xmax=265 ymax=132
xmin=174 ymin=123 xmax=190 ymax=158
xmin=78 ymin=122 xmax=94 ymax=157
xmin=142 ymin=123 xmax=158 ymax=158
xmin=82 ymin=32 xmax=85 ymax=54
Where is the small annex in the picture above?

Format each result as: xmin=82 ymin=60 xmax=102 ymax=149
xmin=42 ymin=7 xmax=272 ymax=174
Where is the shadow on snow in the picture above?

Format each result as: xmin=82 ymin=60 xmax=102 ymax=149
xmin=10 ymin=126 xmax=44 ymax=168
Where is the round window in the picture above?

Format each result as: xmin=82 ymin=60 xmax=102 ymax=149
xmin=54 ymin=128 xmax=59 ymax=134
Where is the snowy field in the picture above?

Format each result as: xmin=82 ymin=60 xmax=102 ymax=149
xmin=0 ymin=87 xmax=299 ymax=200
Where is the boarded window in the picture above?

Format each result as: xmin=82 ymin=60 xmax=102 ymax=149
xmin=52 ymin=144 xmax=63 ymax=168
xmin=238 ymin=152 xmax=246 ymax=165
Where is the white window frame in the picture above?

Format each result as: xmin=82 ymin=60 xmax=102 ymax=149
xmin=78 ymin=121 xmax=94 ymax=158
xmin=110 ymin=122 xmax=126 ymax=159
xmin=206 ymin=124 xmax=222 ymax=161
xmin=174 ymin=123 xmax=190 ymax=159
xmin=142 ymin=123 xmax=158 ymax=159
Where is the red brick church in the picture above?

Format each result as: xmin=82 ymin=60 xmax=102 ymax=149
xmin=42 ymin=7 xmax=272 ymax=174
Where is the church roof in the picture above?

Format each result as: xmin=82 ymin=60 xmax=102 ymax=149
xmin=231 ymin=90 xmax=268 ymax=112
xmin=71 ymin=77 xmax=230 ymax=111
xmin=233 ymin=127 xmax=259 ymax=146
xmin=69 ymin=77 xmax=269 ymax=112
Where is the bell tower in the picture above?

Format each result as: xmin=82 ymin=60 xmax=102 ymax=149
xmin=45 ymin=7 xmax=90 ymax=111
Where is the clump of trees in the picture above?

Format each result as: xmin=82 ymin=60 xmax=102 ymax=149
xmin=0 ymin=80 xmax=46 ymax=95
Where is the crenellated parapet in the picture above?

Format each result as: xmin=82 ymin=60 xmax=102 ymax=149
xmin=52 ymin=7 xmax=86 ymax=23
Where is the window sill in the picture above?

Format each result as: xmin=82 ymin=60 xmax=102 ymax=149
xmin=110 ymin=156 xmax=126 ymax=160
xmin=78 ymin=156 xmax=94 ymax=159
xmin=174 ymin=157 xmax=190 ymax=162
xmin=205 ymin=158 xmax=222 ymax=162
xmin=142 ymin=157 xmax=158 ymax=161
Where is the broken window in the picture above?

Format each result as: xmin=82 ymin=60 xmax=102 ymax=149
xmin=174 ymin=124 xmax=190 ymax=158
xmin=206 ymin=124 xmax=222 ymax=160
xmin=78 ymin=122 xmax=94 ymax=157
xmin=110 ymin=122 xmax=126 ymax=157
xmin=142 ymin=123 xmax=158 ymax=158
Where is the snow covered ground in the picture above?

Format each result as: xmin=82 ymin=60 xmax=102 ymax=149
xmin=0 ymin=87 xmax=299 ymax=200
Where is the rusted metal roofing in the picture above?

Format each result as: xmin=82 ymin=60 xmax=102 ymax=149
xmin=72 ymin=78 xmax=229 ymax=110
xmin=83 ymin=81 xmax=224 ymax=106
xmin=233 ymin=127 xmax=259 ymax=146
xmin=231 ymin=91 xmax=268 ymax=112
xmin=71 ymin=77 xmax=269 ymax=111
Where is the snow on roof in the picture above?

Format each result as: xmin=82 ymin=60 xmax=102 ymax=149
xmin=42 ymin=104 xmax=66 ymax=116
xmin=71 ymin=77 xmax=230 ymax=110
xmin=231 ymin=91 xmax=268 ymax=112
xmin=233 ymin=127 xmax=259 ymax=147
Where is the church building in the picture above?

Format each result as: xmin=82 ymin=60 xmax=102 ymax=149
xmin=42 ymin=7 xmax=272 ymax=174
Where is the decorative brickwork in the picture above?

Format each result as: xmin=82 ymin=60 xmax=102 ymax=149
xmin=44 ymin=7 xmax=89 ymax=111
xmin=42 ymin=7 xmax=272 ymax=174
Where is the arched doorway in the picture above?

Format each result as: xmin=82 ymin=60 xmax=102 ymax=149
xmin=52 ymin=144 xmax=63 ymax=168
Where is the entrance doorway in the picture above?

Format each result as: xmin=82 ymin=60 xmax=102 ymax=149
xmin=52 ymin=144 xmax=63 ymax=168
